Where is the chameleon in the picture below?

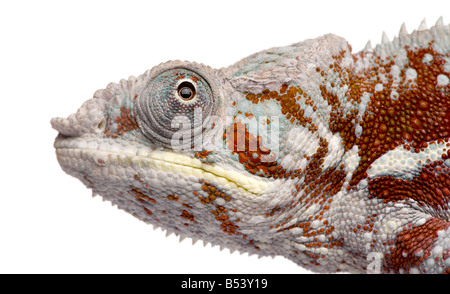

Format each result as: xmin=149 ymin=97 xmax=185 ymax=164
xmin=51 ymin=18 xmax=450 ymax=274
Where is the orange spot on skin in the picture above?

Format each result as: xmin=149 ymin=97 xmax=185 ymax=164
xmin=195 ymin=150 xmax=213 ymax=160
xmin=244 ymin=112 xmax=254 ymax=119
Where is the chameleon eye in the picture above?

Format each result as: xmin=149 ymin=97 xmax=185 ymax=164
xmin=178 ymin=82 xmax=196 ymax=100
xmin=134 ymin=67 xmax=219 ymax=148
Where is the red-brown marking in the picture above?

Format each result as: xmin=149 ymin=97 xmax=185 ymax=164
xmin=321 ymin=42 xmax=450 ymax=187
xmin=223 ymin=120 xmax=280 ymax=178
xmin=104 ymin=106 xmax=139 ymax=138
xmin=245 ymin=84 xmax=318 ymax=132
xmin=129 ymin=186 xmax=156 ymax=204
xmin=368 ymin=160 xmax=450 ymax=210
xmin=384 ymin=217 xmax=450 ymax=273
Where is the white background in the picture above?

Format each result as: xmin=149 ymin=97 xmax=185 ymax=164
xmin=0 ymin=0 xmax=448 ymax=274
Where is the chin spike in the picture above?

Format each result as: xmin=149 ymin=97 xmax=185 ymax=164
xmin=399 ymin=23 xmax=408 ymax=36
xmin=418 ymin=18 xmax=427 ymax=31
xmin=192 ymin=238 xmax=198 ymax=246
xmin=179 ymin=235 xmax=186 ymax=243
xmin=165 ymin=230 xmax=172 ymax=238
xmin=381 ymin=31 xmax=390 ymax=44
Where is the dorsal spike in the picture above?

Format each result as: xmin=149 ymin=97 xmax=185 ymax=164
xmin=364 ymin=40 xmax=372 ymax=51
xmin=382 ymin=31 xmax=390 ymax=44
xmin=435 ymin=16 xmax=444 ymax=27
xmin=418 ymin=18 xmax=427 ymax=31
xmin=399 ymin=23 xmax=408 ymax=36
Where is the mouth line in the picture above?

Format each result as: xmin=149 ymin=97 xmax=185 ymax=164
xmin=54 ymin=144 xmax=271 ymax=195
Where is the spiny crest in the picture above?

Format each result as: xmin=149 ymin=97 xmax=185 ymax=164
xmin=361 ymin=17 xmax=448 ymax=54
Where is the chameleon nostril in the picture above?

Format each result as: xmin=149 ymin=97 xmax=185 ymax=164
xmin=97 ymin=118 xmax=107 ymax=131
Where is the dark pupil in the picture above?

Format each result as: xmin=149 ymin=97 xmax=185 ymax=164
xmin=180 ymin=87 xmax=193 ymax=99
xmin=177 ymin=81 xmax=196 ymax=100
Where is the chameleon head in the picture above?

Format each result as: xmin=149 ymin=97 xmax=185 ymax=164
xmin=51 ymin=58 xmax=303 ymax=257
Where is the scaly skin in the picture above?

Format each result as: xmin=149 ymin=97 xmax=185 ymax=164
xmin=52 ymin=18 xmax=450 ymax=273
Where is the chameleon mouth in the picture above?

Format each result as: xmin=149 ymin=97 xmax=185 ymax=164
xmin=139 ymin=151 xmax=271 ymax=194
xmin=54 ymin=138 xmax=271 ymax=195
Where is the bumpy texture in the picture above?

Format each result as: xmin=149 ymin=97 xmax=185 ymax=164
xmin=52 ymin=18 xmax=450 ymax=273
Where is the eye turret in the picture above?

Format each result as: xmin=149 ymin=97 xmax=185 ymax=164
xmin=134 ymin=68 xmax=217 ymax=149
